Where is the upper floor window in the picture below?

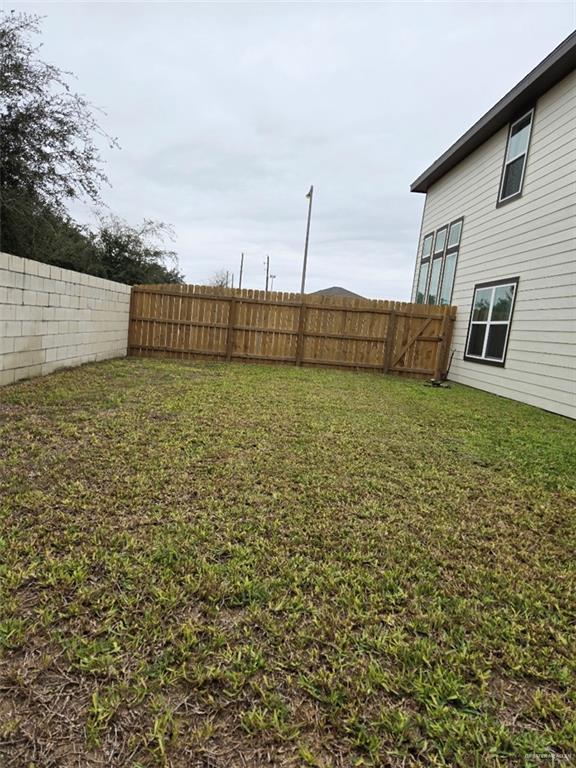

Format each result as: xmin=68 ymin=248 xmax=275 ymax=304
xmin=433 ymin=227 xmax=447 ymax=255
xmin=415 ymin=218 xmax=463 ymax=306
xmin=498 ymin=110 xmax=533 ymax=204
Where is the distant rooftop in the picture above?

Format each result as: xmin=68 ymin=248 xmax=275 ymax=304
xmin=411 ymin=30 xmax=576 ymax=193
xmin=310 ymin=286 xmax=365 ymax=299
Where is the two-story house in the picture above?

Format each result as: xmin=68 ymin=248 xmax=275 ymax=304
xmin=410 ymin=31 xmax=575 ymax=419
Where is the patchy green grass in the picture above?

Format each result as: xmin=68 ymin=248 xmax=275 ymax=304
xmin=0 ymin=359 xmax=575 ymax=767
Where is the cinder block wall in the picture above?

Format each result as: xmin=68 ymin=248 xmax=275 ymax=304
xmin=0 ymin=252 xmax=132 ymax=386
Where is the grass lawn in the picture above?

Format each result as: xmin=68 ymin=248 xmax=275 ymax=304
xmin=0 ymin=359 xmax=575 ymax=767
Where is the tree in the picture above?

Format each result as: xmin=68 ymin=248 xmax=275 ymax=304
xmin=93 ymin=217 xmax=183 ymax=285
xmin=0 ymin=12 xmax=184 ymax=285
xmin=0 ymin=10 xmax=114 ymax=265
xmin=0 ymin=12 xmax=115 ymax=213
xmin=0 ymin=189 xmax=102 ymax=273
xmin=209 ymin=269 xmax=230 ymax=287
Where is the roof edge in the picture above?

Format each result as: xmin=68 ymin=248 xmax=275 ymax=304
xmin=411 ymin=30 xmax=576 ymax=193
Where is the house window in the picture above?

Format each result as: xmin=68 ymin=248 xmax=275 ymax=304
xmin=438 ymin=218 xmax=462 ymax=306
xmin=498 ymin=110 xmax=533 ymax=203
xmin=415 ymin=219 xmax=463 ymax=305
xmin=415 ymin=233 xmax=433 ymax=303
xmin=438 ymin=252 xmax=457 ymax=306
xmin=416 ymin=261 xmax=430 ymax=304
xmin=464 ymin=278 xmax=519 ymax=366
xmin=447 ymin=220 xmax=462 ymax=249
xmin=421 ymin=233 xmax=433 ymax=259
xmin=433 ymin=227 xmax=447 ymax=255
xmin=427 ymin=257 xmax=443 ymax=305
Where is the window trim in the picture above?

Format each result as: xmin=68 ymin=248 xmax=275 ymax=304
xmin=496 ymin=109 xmax=534 ymax=207
xmin=463 ymin=276 xmax=519 ymax=367
xmin=415 ymin=217 xmax=463 ymax=305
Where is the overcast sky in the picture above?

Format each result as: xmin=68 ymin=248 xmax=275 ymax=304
xmin=12 ymin=1 xmax=576 ymax=297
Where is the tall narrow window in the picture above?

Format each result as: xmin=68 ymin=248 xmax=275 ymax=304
xmin=438 ymin=218 xmax=462 ymax=306
xmin=464 ymin=278 xmax=519 ymax=366
xmin=425 ymin=227 xmax=448 ymax=305
xmin=415 ymin=233 xmax=433 ymax=303
xmin=439 ymin=253 xmax=457 ymax=306
xmin=427 ymin=257 xmax=443 ymax=305
xmin=416 ymin=261 xmax=430 ymax=304
xmin=415 ymin=221 xmax=464 ymax=305
xmin=498 ymin=110 xmax=533 ymax=203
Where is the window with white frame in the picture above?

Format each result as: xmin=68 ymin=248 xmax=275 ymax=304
xmin=498 ymin=110 xmax=533 ymax=203
xmin=464 ymin=278 xmax=519 ymax=366
xmin=415 ymin=218 xmax=463 ymax=306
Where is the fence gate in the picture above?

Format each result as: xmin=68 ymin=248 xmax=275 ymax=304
xmin=128 ymin=285 xmax=456 ymax=379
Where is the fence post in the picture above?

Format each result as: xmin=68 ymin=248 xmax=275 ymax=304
xmin=226 ymin=297 xmax=238 ymax=362
xmin=295 ymin=303 xmax=307 ymax=365
xmin=127 ymin=286 xmax=137 ymax=356
xmin=383 ymin=310 xmax=397 ymax=374
xmin=433 ymin=306 xmax=451 ymax=381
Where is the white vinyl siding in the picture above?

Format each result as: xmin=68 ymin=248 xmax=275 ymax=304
xmin=412 ymin=69 xmax=576 ymax=419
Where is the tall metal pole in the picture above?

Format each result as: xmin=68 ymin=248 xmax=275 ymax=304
xmin=270 ymin=274 xmax=276 ymax=292
xmin=265 ymin=255 xmax=270 ymax=294
xmin=300 ymin=185 xmax=314 ymax=296
xmin=238 ymin=252 xmax=244 ymax=290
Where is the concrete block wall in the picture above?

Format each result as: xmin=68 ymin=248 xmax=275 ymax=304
xmin=0 ymin=252 xmax=132 ymax=386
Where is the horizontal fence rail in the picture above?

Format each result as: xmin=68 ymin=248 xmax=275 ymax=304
xmin=128 ymin=285 xmax=456 ymax=378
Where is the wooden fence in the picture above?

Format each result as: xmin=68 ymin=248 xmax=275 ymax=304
xmin=128 ymin=285 xmax=457 ymax=379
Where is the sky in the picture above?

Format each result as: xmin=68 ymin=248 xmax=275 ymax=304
xmin=9 ymin=1 xmax=576 ymax=298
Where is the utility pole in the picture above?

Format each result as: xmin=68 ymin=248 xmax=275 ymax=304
xmin=270 ymin=274 xmax=276 ymax=292
xmin=265 ymin=255 xmax=270 ymax=294
xmin=300 ymin=185 xmax=314 ymax=296
xmin=238 ymin=252 xmax=244 ymax=290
